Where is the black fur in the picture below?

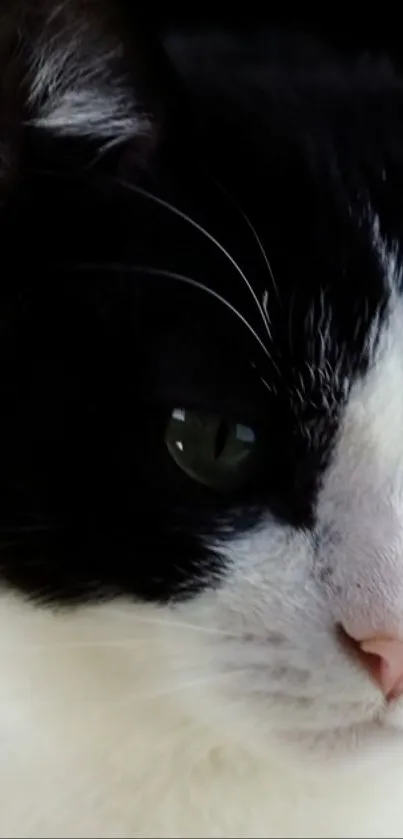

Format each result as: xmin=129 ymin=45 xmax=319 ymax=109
xmin=0 ymin=8 xmax=399 ymax=603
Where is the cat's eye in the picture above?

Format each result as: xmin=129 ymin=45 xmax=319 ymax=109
xmin=165 ymin=408 xmax=257 ymax=490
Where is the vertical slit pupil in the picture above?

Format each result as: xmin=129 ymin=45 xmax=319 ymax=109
xmin=214 ymin=421 xmax=230 ymax=460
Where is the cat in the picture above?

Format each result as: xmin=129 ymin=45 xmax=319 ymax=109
xmin=2 ymin=2 xmax=403 ymax=836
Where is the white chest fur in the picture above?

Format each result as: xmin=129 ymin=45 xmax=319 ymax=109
xmin=0 ymin=594 xmax=403 ymax=839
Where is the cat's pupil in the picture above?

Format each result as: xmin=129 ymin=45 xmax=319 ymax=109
xmin=214 ymin=421 xmax=230 ymax=460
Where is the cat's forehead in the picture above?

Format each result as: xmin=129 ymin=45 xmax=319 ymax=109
xmin=4 ymin=14 xmax=400 ymax=402
xmin=166 ymin=29 xmax=403 ymax=319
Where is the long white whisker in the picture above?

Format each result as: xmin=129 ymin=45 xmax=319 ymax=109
xmin=0 ymin=671 xmax=249 ymax=709
xmin=116 ymin=179 xmax=271 ymax=341
xmin=259 ymin=375 xmax=274 ymax=394
xmin=262 ymin=290 xmax=270 ymax=322
xmin=210 ymin=174 xmax=280 ymax=305
xmin=137 ymin=266 xmax=273 ymax=360
xmin=0 ymin=638 xmax=150 ymax=651
xmin=75 ymin=262 xmax=273 ymax=362
xmin=0 ymin=621 xmax=245 ymax=651
xmin=121 ymin=669 xmax=249 ymax=703
xmin=99 ymin=610 xmax=248 ymax=639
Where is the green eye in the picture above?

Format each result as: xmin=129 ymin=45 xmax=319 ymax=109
xmin=165 ymin=407 xmax=257 ymax=490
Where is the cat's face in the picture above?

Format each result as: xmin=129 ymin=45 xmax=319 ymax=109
xmin=2 ymin=2 xmax=403 ymax=760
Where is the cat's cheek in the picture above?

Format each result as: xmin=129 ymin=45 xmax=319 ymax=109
xmin=168 ymin=525 xmax=382 ymax=744
xmin=314 ymin=301 xmax=403 ymax=642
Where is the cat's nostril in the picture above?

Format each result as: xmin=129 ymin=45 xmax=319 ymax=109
xmin=337 ymin=624 xmax=403 ymax=701
xmin=360 ymin=635 xmax=403 ymax=701
xmin=337 ymin=625 xmax=383 ymax=689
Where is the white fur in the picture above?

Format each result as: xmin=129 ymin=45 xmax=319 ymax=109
xmin=25 ymin=3 xmax=151 ymax=145
xmin=3 ymin=291 xmax=403 ymax=836
xmin=1 ymin=595 xmax=403 ymax=839
xmin=4 ymin=5 xmax=403 ymax=821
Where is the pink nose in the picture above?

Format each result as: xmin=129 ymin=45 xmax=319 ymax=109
xmin=357 ymin=636 xmax=403 ymax=700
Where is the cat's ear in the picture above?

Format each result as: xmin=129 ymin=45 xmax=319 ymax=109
xmin=0 ymin=2 xmax=175 ymax=185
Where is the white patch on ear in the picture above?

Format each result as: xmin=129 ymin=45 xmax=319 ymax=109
xmin=32 ymin=84 xmax=151 ymax=146
xmin=25 ymin=5 xmax=152 ymax=147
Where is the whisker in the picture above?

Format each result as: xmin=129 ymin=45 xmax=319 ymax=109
xmin=74 ymin=262 xmax=274 ymax=363
xmin=0 ymin=628 xmax=242 ymax=652
xmin=259 ymin=375 xmax=274 ymax=394
xmin=115 ymin=179 xmax=271 ymax=341
xmin=210 ymin=174 xmax=280 ymax=305
xmin=100 ymin=609 xmax=249 ymax=639
xmin=114 ymin=668 xmax=249 ymax=704
xmin=0 ymin=615 xmax=249 ymax=651
xmin=262 ymin=290 xmax=270 ymax=322
xmin=0 ymin=638 xmax=150 ymax=651
xmin=0 ymin=669 xmax=248 ymax=710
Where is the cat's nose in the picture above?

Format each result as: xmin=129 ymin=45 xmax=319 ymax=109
xmin=349 ymin=633 xmax=403 ymax=700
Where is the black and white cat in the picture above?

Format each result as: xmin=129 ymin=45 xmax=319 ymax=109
xmin=1 ymin=3 xmax=403 ymax=836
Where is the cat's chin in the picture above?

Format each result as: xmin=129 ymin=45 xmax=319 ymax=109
xmin=210 ymin=693 xmax=403 ymax=767
xmin=280 ymin=703 xmax=403 ymax=765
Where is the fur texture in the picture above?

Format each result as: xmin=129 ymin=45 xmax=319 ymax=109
xmin=2 ymin=4 xmax=403 ymax=836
